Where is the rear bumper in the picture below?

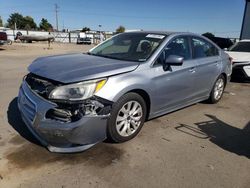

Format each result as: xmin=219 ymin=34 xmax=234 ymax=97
xmin=18 ymin=81 xmax=110 ymax=153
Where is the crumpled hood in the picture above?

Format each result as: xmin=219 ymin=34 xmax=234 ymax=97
xmin=226 ymin=51 xmax=250 ymax=62
xmin=28 ymin=53 xmax=139 ymax=83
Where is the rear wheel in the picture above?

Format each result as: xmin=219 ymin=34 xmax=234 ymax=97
xmin=107 ymin=93 xmax=147 ymax=143
xmin=208 ymin=75 xmax=226 ymax=104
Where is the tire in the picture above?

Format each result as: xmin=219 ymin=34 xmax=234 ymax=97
xmin=107 ymin=93 xmax=147 ymax=143
xmin=7 ymin=40 xmax=12 ymax=45
xmin=208 ymin=75 xmax=226 ymax=104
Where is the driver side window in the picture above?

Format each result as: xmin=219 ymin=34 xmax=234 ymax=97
xmin=156 ymin=37 xmax=191 ymax=65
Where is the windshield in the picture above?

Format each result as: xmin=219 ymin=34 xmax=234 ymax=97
xmin=229 ymin=42 xmax=250 ymax=52
xmin=89 ymin=33 xmax=166 ymax=62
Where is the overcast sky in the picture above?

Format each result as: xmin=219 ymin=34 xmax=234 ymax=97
xmin=0 ymin=0 xmax=245 ymax=38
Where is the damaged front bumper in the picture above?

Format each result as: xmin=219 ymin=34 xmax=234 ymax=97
xmin=18 ymin=80 xmax=111 ymax=153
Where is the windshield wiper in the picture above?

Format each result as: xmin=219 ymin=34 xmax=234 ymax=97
xmin=86 ymin=52 xmax=137 ymax=61
xmin=96 ymin=54 xmax=123 ymax=60
xmin=86 ymin=52 xmax=105 ymax=57
xmin=87 ymin=53 xmax=124 ymax=60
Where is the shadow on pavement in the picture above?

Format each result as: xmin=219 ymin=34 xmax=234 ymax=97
xmin=7 ymin=97 xmax=42 ymax=146
xmin=176 ymin=114 xmax=250 ymax=159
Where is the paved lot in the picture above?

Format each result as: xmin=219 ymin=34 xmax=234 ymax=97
xmin=0 ymin=43 xmax=249 ymax=188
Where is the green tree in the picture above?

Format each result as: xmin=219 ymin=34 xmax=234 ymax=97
xmin=116 ymin=25 xmax=125 ymax=33
xmin=0 ymin=16 xmax=3 ymax=27
xmin=81 ymin=27 xmax=90 ymax=32
xmin=23 ymin=16 xmax=37 ymax=30
xmin=7 ymin=13 xmax=37 ymax=30
xmin=202 ymin=32 xmax=215 ymax=38
xmin=39 ymin=18 xmax=53 ymax=31
xmin=7 ymin=12 xmax=24 ymax=29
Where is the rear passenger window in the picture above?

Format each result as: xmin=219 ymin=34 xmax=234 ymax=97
xmin=192 ymin=37 xmax=219 ymax=58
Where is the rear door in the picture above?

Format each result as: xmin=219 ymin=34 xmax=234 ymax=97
xmin=191 ymin=37 xmax=221 ymax=98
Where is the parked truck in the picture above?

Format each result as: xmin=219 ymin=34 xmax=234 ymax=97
xmin=76 ymin=32 xmax=92 ymax=45
xmin=0 ymin=31 xmax=7 ymax=45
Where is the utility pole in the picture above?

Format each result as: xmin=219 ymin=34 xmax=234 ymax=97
xmin=55 ymin=3 xmax=59 ymax=31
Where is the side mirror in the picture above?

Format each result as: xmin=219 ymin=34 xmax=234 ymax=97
xmin=163 ymin=55 xmax=184 ymax=71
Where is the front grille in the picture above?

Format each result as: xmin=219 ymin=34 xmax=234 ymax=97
xmin=25 ymin=73 xmax=58 ymax=99
xmin=19 ymin=88 xmax=36 ymax=122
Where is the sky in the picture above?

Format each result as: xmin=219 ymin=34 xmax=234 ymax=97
xmin=0 ymin=0 xmax=246 ymax=38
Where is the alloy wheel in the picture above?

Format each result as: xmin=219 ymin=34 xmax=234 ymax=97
xmin=214 ymin=78 xmax=224 ymax=100
xmin=115 ymin=101 xmax=143 ymax=137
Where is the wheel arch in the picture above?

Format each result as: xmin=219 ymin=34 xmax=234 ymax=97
xmin=125 ymin=89 xmax=151 ymax=120
xmin=221 ymin=72 xmax=228 ymax=85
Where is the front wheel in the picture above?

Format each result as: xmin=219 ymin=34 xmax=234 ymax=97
xmin=208 ymin=75 xmax=226 ymax=104
xmin=107 ymin=93 xmax=147 ymax=143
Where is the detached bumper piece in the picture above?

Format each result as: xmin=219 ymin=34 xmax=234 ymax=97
xmin=18 ymin=80 xmax=112 ymax=153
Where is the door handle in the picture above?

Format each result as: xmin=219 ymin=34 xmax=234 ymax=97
xmin=214 ymin=61 xmax=220 ymax=66
xmin=189 ymin=67 xmax=196 ymax=73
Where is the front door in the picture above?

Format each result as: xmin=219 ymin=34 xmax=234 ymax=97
xmin=151 ymin=36 xmax=197 ymax=116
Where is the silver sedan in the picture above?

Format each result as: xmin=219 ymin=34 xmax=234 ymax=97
xmin=18 ymin=31 xmax=232 ymax=153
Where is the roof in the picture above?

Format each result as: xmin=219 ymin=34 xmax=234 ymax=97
xmin=124 ymin=30 xmax=187 ymax=35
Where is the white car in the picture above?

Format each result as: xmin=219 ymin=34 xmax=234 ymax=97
xmin=226 ymin=40 xmax=250 ymax=80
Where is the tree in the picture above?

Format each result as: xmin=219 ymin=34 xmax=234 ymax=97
xmin=23 ymin=16 xmax=37 ymax=30
xmin=116 ymin=25 xmax=125 ymax=33
xmin=7 ymin=12 xmax=24 ymax=29
xmin=202 ymin=32 xmax=215 ymax=38
xmin=0 ymin=16 xmax=3 ymax=27
xmin=7 ymin=13 xmax=37 ymax=30
xmin=39 ymin=18 xmax=53 ymax=31
xmin=81 ymin=27 xmax=90 ymax=32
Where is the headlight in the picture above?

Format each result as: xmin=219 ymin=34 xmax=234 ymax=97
xmin=49 ymin=79 xmax=107 ymax=101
